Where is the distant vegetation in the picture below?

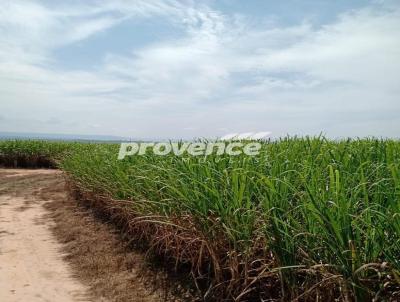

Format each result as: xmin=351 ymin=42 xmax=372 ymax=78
xmin=0 ymin=140 xmax=73 ymax=168
xmin=1 ymin=138 xmax=399 ymax=301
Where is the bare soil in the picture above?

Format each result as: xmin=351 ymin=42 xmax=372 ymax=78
xmin=0 ymin=169 xmax=91 ymax=302
xmin=0 ymin=169 xmax=191 ymax=302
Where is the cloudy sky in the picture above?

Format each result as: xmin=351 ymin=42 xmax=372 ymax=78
xmin=0 ymin=0 xmax=399 ymax=139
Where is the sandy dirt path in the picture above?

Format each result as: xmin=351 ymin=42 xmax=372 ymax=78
xmin=0 ymin=169 xmax=91 ymax=302
xmin=0 ymin=169 xmax=191 ymax=302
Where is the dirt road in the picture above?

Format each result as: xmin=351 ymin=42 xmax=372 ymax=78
xmin=0 ymin=169 xmax=187 ymax=302
xmin=0 ymin=169 xmax=90 ymax=302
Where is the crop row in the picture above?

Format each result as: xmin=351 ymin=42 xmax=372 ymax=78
xmin=1 ymin=138 xmax=399 ymax=301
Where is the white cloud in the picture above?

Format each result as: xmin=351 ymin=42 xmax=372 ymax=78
xmin=0 ymin=1 xmax=399 ymax=138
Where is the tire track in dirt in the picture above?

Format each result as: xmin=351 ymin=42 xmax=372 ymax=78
xmin=0 ymin=169 xmax=193 ymax=302
xmin=0 ymin=169 xmax=91 ymax=302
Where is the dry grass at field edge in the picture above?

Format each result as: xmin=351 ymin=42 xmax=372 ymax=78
xmin=0 ymin=169 xmax=198 ymax=302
